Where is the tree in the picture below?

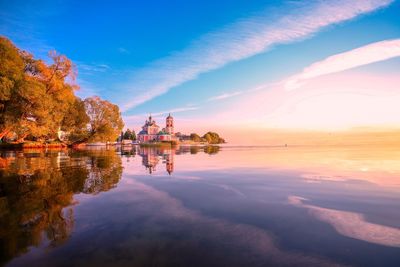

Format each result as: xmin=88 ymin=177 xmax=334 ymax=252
xmin=190 ymin=133 xmax=202 ymax=142
xmin=123 ymin=129 xmax=137 ymax=140
xmin=124 ymin=129 xmax=132 ymax=139
xmin=0 ymin=36 xmax=125 ymax=144
xmin=0 ymin=37 xmax=26 ymax=140
xmin=84 ymin=96 xmax=124 ymax=142
xmin=61 ymin=97 xmax=89 ymax=142
xmin=202 ymin=132 xmax=225 ymax=144
xmin=0 ymin=37 xmax=79 ymax=142
xmin=131 ymin=129 xmax=136 ymax=141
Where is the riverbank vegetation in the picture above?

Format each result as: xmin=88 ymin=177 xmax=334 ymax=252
xmin=0 ymin=36 xmax=123 ymax=147
xmin=190 ymin=132 xmax=225 ymax=144
xmin=123 ymin=129 xmax=136 ymax=140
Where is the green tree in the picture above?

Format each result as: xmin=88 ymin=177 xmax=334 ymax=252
xmin=131 ymin=129 xmax=136 ymax=140
xmin=124 ymin=129 xmax=132 ymax=139
xmin=84 ymin=96 xmax=124 ymax=142
xmin=123 ymin=129 xmax=137 ymax=140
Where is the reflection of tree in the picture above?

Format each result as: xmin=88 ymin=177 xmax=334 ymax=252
xmin=190 ymin=146 xmax=199 ymax=154
xmin=81 ymin=149 xmax=123 ymax=194
xmin=203 ymin=145 xmax=220 ymax=155
xmin=0 ymin=148 xmax=122 ymax=265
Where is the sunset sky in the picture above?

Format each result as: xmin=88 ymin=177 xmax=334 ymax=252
xmin=1 ymin=0 xmax=400 ymax=142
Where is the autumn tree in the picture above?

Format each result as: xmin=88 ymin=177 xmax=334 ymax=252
xmin=61 ymin=97 xmax=89 ymax=142
xmin=18 ymin=51 xmax=78 ymax=141
xmin=0 ymin=37 xmax=26 ymax=140
xmin=0 ymin=36 xmax=125 ymax=144
xmin=84 ymin=96 xmax=124 ymax=142
xmin=202 ymin=132 xmax=225 ymax=144
xmin=0 ymin=36 xmax=80 ymax=142
xmin=190 ymin=133 xmax=202 ymax=142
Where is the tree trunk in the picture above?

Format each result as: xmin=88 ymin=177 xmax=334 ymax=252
xmin=16 ymin=133 xmax=28 ymax=143
xmin=0 ymin=128 xmax=11 ymax=140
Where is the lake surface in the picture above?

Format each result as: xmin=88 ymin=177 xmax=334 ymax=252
xmin=1 ymin=145 xmax=399 ymax=267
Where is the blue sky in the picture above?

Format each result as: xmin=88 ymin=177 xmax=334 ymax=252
xmin=1 ymin=0 xmax=400 ymax=137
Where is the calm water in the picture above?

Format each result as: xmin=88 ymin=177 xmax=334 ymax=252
xmin=0 ymin=145 xmax=399 ymax=267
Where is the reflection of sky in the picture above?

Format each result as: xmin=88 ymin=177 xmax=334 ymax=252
xmin=124 ymin=146 xmax=400 ymax=188
xmin=288 ymin=196 xmax=400 ymax=247
xmin=7 ymin=147 xmax=400 ymax=267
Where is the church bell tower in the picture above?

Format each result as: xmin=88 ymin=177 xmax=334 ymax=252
xmin=166 ymin=113 xmax=174 ymax=134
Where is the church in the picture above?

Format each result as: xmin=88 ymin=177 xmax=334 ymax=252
xmin=137 ymin=114 xmax=174 ymax=142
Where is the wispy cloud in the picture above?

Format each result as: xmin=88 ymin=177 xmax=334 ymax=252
xmin=150 ymin=106 xmax=199 ymax=117
xmin=118 ymin=47 xmax=130 ymax=54
xmin=0 ymin=3 xmax=63 ymax=59
xmin=75 ymin=78 xmax=103 ymax=99
xmin=118 ymin=0 xmax=393 ymax=111
xmin=77 ymin=62 xmax=111 ymax=73
xmin=123 ymin=106 xmax=199 ymax=127
xmin=207 ymin=83 xmax=279 ymax=102
xmin=285 ymin=39 xmax=400 ymax=90
xmin=208 ymin=91 xmax=244 ymax=101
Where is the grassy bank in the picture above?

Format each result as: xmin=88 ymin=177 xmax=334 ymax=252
xmin=0 ymin=141 xmax=67 ymax=150
xmin=139 ymin=141 xmax=178 ymax=148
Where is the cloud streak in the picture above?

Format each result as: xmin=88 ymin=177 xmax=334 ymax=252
xmin=123 ymin=106 xmax=198 ymax=128
xmin=208 ymin=91 xmax=244 ymax=101
xmin=118 ymin=0 xmax=393 ymax=111
xmin=77 ymin=62 xmax=111 ymax=73
xmin=285 ymin=38 xmax=400 ymax=90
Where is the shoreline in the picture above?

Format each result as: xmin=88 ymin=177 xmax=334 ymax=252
xmin=0 ymin=142 xmax=68 ymax=150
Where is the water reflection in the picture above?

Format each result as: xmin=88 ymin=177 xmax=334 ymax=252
xmin=288 ymin=196 xmax=400 ymax=247
xmin=0 ymin=145 xmax=399 ymax=267
xmin=119 ymin=145 xmax=220 ymax=175
xmin=0 ymin=146 xmax=220 ymax=265
xmin=0 ymin=149 xmax=122 ymax=265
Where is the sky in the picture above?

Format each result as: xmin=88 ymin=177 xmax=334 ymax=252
xmin=1 ymin=0 xmax=400 ymax=143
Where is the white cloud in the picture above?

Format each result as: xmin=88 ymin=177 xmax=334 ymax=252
xmin=123 ymin=106 xmax=199 ymax=127
xmin=118 ymin=0 xmax=393 ymax=111
xmin=207 ymin=82 xmax=280 ymax=102
xmin=208 ymin=91 xmax=244 ymax=101
xmin=285 ymin=39 xmax=400 ymax=90
xmin=118 ymin=47 xmax=130 ymax=54
xmin=150 ymin=106 xmax=199 ymax=117
xmin=77 ymin=62 xmax=111 ymax=73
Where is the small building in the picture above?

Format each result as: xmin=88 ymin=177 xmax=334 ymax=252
xmin=122 ymin=139 xmax=133 ymax=145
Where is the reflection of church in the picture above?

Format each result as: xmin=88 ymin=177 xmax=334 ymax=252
xmin=139 ymin=147 xmax=174 ymax=175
